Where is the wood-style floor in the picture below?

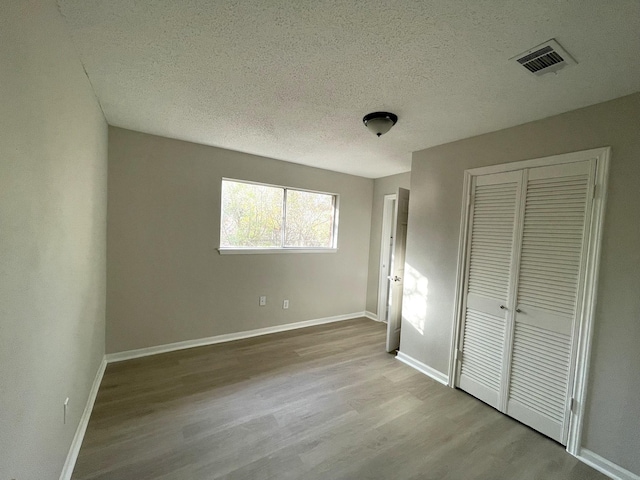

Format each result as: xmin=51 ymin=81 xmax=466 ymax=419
xmin=73 ymin=318 xmax=606 ymax=480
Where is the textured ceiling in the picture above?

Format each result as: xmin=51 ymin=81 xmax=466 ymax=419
xmin=58 ymin=0 xmax=640 ymax=178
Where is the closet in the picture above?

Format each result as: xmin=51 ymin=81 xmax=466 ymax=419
xmin=453 ymin=149 xmax=608 ymax=446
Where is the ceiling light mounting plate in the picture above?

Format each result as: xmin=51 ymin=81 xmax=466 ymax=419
xmin=363 ymin=111 xmax=398 ymax=137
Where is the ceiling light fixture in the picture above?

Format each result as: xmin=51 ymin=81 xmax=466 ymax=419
xmin=363 ymin=111 xmax=398 ymax=137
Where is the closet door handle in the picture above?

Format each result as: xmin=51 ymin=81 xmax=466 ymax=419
xmin=499 ymin=305 xmax=506 ymax=310
xmin=515 ymin=308 xmax=522 ymax=313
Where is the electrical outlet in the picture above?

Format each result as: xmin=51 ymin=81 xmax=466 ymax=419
xmin=64 ymin=397 xmax=69 ymax=424
xmin=259 ymin=296 xmax=267 ymax=306
xmin=283 ymin=299 xmax=289 ymax=309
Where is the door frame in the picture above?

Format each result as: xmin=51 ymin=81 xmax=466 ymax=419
xmin=447 ymin=147 xmax=611 ymax=456
xmin=377 ymin=194 xmax=396 ymax=323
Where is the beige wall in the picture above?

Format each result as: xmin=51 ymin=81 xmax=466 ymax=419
xmin=365 ymin=172 xmax=411 ymax=315
xmin=107 ymin=127 xmax=373 ymax=353
xmin=0 ymin=2 xmax=108 ymax=479
xmin=401 ymin=92 xmax=640 ymax=474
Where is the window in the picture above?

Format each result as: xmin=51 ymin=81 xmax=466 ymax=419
xmin=220 ymin=179 xmax=338 ymax=253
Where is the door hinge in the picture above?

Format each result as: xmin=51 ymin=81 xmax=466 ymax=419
xmin=456 ymin=348 xmax=464 ymax=362
xmin=570 ymin=397 xmax=577 ymax=412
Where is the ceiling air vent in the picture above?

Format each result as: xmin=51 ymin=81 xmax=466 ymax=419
xmin=511 ymin=39 xmax=576 ymax=76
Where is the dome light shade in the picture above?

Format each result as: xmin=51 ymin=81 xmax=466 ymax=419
xmin=363 ymin=112 xmax=398 ymax=137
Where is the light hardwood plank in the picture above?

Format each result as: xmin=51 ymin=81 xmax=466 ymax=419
xmin=72 ymin=319 xmax=606 ymax=480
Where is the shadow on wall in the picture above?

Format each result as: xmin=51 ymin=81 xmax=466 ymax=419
xmin=402 ymin=263 xmax=428 ymax=336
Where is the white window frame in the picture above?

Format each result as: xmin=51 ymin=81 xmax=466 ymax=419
xmin=218 ymin=178 xmax=340 ymax=254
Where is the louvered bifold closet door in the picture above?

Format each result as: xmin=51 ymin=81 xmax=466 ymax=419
xmin=458 ymin=171 xmax=522 ymax=409
xmin=506 ymin=160 xmax=594 ymax=444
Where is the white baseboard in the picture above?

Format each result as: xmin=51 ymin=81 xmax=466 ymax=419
xmin=364 ymin=311 xmax=378 ymax=321
xmin=106 ymin=312 xmax=367 ymax=363
xmin=59 ymin=356 xmax=107 ymax=480
xmin=577 ymin=448 xmax=640 ymax=480
xmin=396 ymin=351 xmax=449 ymax=386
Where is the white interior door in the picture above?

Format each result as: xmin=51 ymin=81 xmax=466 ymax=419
xmin=386 ymin=187 xmax=409 ymax=352
xmin=456 ymin=158 xmax=597 ymax=446
xmin=457 ymin=171 xmax=523 ymax=408
xmin=505 ymin=161 xmax=595 ymax=444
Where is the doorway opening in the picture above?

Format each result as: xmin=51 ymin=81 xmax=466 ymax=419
xmin=377 ymin=188 xmax=410 ymax=353
xmin=377 ymin=194 xmax=396 ymax=325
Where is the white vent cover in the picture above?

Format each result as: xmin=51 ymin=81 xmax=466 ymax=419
xmin=511 ymin=39 xmax=576 ymax=76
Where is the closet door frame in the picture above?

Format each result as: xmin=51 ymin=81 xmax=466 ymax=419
xmin=448 ymin=147 xmax=610 ymax=456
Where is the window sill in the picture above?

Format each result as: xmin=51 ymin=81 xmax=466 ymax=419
xmin=218 ymin=248 xmax=338 ymax=255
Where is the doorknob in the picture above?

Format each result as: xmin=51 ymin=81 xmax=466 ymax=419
xmin=516 ymin=308 xmax=522 ymax=313
xmin=500 ymin=305 xmax=506 ymax=310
